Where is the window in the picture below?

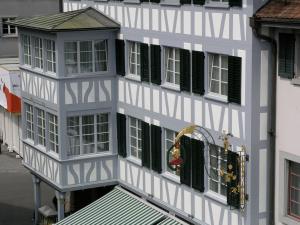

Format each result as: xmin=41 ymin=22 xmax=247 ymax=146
xmin=2 ymin=18 xmax=16 ymax=35
xmin=208 ymin=54 xmax=228 ymax=97
xmin=37 ymin=108 xmax=46 ymax=147
xmin=210 ymin=0 xmax=228 ymax=3
xmin=97 ymin=114 xmax=109 ymax=152
xmin=22 ymin=35 xmax=31 ymax=66
xmin=48 ymin=113 xmax=59 ymax=153
xmin=25 ymin=103 xmax=34 ymax=140
xmin=64 ymin=40 xmax=108 ymax=75
xmin=46 ymin=40 xmax=56 ymax=73
xmin=129 ymin=117 xmax=142 ymax=160
xmin=128 ymin=42 xmax=141 ymax=77
xmin=288 ymin=161 xmax=300 ymax=220
xmin=34 ymin=37 xmax=43 ymax=69
xmin=165 ymin=129 xmax=178 ymax=176
xmin=95 ymin=40 xmax=108 ymax=72
xmin=67 ymin=113 xmax=110 ymax=156
xmin=208 ymin=144 xmax=227 ymax=196
xmin=65 ymin=42 xmax=78 ymax=74
xmin=165 ymin=47 xmax=180 ymax=86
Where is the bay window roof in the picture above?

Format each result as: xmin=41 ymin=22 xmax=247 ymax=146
xmin=6 ymin=7 xmax=120 ymax=32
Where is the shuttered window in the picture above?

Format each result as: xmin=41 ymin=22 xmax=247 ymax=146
xmin=129 ymin=117 xmax=142 ymax=160
xmin=151 ymin=125 xmax=162 ymax=173
xmin=128 ymin=41 xmax=141 ymax=77
xmin=165 ymin=47 xmax=180 ymax=86
xmin=180 ymin=49 xmax=191 ymax=92
xmin=279 ymin=33 xmax=295 ymax=79
xmin=140 ymin=43 xmax=150 ymax=82
xmin=116 ymin=39 xmax=125 ymax=76
xmin=192 ymin=51 xmax=205 ymax=95
xmin=228 ymin=56 xmax=241 ymax=104
xmin=150 ymin=45 xmax=161 ymax=85
xmin=117 ymin=113 xmax=127 ymax=157
xmin=227 ymin=150 xmax=240 ymax=209
xmin=165 ymin=129 xmax=179 ymax=176
xmin=141 ymin=121 xmax=151 ymax=168
xmin=229 ymin=0 xmax=242 ymax=7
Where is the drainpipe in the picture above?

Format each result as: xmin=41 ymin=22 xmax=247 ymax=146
xmin=250 ymin=17 xmax=277 ymax=225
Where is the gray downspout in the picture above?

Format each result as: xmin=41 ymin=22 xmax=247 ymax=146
xmin=250 ymin=17 xmax=277 ymax=225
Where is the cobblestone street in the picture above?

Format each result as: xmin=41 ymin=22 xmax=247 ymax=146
xmin=0 ymin=148 xmax=53 ymax=225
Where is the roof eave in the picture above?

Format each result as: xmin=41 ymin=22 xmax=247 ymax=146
xmin=252 ymin=16 xmax=300 ymax=29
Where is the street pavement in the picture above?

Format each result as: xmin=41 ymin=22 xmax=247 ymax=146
xmin=0 ymin=148 xmax=53 ymax=225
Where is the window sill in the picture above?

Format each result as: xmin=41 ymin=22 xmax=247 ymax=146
xmin=204 ymin=93 xmax=228 ymax=104
xmin=160 ymin=1 xmax=181 ymax=7
xmin=161 ymin=172 xmax=180 ymax=184
xmin=66 ymin=71 xmax=109 ymax=77
xmin=204 ymin=2 xmax=230 ymax=9
xmin=124 ymin=0 xmax=140 ymax=4
xmin=204 ymin=190 xmax=228 ymax=206
xmin=161 ymin=83 xmax=180 ymax=92
xmin=1 ymin=34 xmax=18 ymax=38
xmin=125 ymin=74 xmax=141 ymax=82
xmin=65 ymin=151 xmax=114 ymax=161
xmin=126 ymin=156 xmax=142 ymax=166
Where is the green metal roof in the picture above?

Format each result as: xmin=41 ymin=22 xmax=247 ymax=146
xmin=55 ymin=187 xmax=185 ymax=225
xmin=7 ymin=7 xmax=119 ymax=32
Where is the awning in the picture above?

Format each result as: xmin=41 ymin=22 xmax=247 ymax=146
xmin=56 ymin=186 xmax=185 ymax=225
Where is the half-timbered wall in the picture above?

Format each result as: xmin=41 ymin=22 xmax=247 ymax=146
xmin=63 ymin=1 xmax=273 ymax=225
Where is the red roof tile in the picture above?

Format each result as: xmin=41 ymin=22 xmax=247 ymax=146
xmin=256 ymin=0 xmax=300 ymax=21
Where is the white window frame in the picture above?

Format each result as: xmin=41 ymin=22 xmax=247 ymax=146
xmin=288 ymin=161 xmax=300 ymax=221
xmin=36 ymin=108 xmax=46 ymax=147
xmin=48 ymin=113 xmax=59 ymax=153
xmin=128 ymin=41 xmax=141 ymax=77
xmin=96 ymin=114 xmax=109 ymax=153
xmin=67 ymin=113 xmax=110 ymax=157
xmin=80 ymin=41 xmax=93 ymax=73
xmin=208 ymin=53 xmax=228 ymax=99
xmin=2 ymin=18 xmax=17 ymax=35
xmin=22 ymin=34 xmax=32 ymax=66
xmin=25 ymin=103 xmax=34 ymax=140
xmin=129 ymin=117 xmax=142 ymax=161
xmin=208 ymin=144 xmax=227 ymax=198
xmin=33 ymin=37 xmax=43 ymax=70
xmin=164 ymin=129 xmax=179 ymax=176
xmin=164 ymin=47 xmax=180 ymax=87
xmin=64 ymin=40 xmax=108 ymax=75
xmin=45 ymin=39 xmax=56 ymax=73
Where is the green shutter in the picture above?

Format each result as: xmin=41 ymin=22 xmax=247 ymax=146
xmin=180 ymin=135 xmax=191 ymax=186
xmin=117 ymin=113 xmax=127 ymax=157
xmin=229 ymin=0 xmax=242 ymax=7
xmin=180 ymin=49 xmax=191 ymax=92
xmin=180 ymin=0 xmax=191 ymax=4
xmin=191 ymin=139 xmax=205 ymax=192
xmin=193 ymin=0 xmax=205 ymax=5
xmin=150 ymin=45 xmax=161 ymax=85
xmin=115 ymin=39 xmax=125 ymax=76
xmin=228 ymin=56 xmax=241 ymax=105
xmin=279 ymin=33 xmax=295 ymax=79
xmin=141 ymin=43 xmax=150 ymax=82
xmin=227 ymin=150 xmax=240 ymax=209
xmin=192 ymin=51 xmax=205 ymax=95
xmin=151 ymin=124 xmax=162 ymax=173
xmin=141 ymin=121 xmax=151 ymax=169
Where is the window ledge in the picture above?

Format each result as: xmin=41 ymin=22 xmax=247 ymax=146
xmin=160 ymin=1 xmax=181 ymax=7
xmin=124 ymin=0 xmax=140 ymax=4
xmin=126 ymin=156 xmax=142 ymax=166
xmin=205 ymin=93 xmax=228 ymax=104
xmin=65 ymin=151 xmax=114 ymax=162
xmin=161 ymin=83 xmax=180 ymax=92
xmin=1 ymin=34 xmax=18 ymax=38
xmin=291 ymin=77 xmax=300 ymax=86
xmin=204 ymin=2 xmax=230 ymax=9
xmin=125 ymin=74 xmax=141 ymax=82
xmin=204 ymin=190 xmax=228 ymax=206
xmin=161 ymin=172 xmax=180 ymax=184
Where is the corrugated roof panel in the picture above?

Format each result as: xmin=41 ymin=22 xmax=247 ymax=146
xmin=55 ymin=187 xmax=184 ymax=225
xmin=158 ymin=217 xmax=183 ymax=225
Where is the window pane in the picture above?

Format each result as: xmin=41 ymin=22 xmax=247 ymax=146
xmin=80 ymin=41 xmax=93 ymax=73
xmin=65 ymin=42 xmax=78 ymax=74
xmin=129 ymin=117 xmax=142 ymax=160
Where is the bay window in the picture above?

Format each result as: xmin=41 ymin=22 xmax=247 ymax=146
xmin=208 ymin=144 xmax=227 ymax=196
xmin=25 ymin=103 xmax=34 ymax=140
xmin=46 ymin=40 xmax=56 ymax=73
xmin=165 ymin=47 xmax=180 ymax=86
xmin=37 ymin=108 xmax=46 ymax=147
xmin=64 ymin=40 xmax=108 ymax=75
xmin=34 ymin=37 xmax=43 ymax=69
xmin=67 ymin=113 xmax=110 ymax=156
xmin=208 ymin=54 xmax=228 ymax=97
